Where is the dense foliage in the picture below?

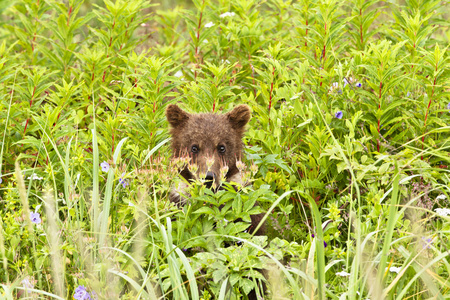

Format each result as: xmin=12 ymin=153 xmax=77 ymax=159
xmin=0 ymin=0 xmax=449 ymax=299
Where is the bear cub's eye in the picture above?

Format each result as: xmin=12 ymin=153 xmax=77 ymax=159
xmin=218 ymin=145 xmax=226 ymax=153
xmin=191 ymin=145 xmax=199 ymax=153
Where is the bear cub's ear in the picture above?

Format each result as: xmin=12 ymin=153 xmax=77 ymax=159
xmin=227 ymin=104 xmax=251 ymax=130
xmin=166 ymin=104 xmax=189 ymax=128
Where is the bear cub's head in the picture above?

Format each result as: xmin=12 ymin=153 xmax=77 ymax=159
xmin=166 ymin=104 xmax=251 ymax=190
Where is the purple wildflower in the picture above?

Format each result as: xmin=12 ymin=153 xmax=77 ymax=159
xmin=100 ymin=161 xmax=110 ymax=172
xmin=447 ymin=102 xmax=450 ymax=112
xmin=30 ymin=212 xmax=41 ymax=224
xmin=421 ymin=237 xmax=433 ymax=249
xmin=343 ymin=78 xmax=349 ymax=87
xmin=335 ymin=111 xmax=343 ymax=119
xmin=73 ymin=285 xmax=92 ymax=300
xmin=331 ymin=82 xmax=342 ymax=94
xmin=119 ymin=172 xmax=129 ymax=188
xmin=356 ymin=82 xmax=362 ymax=88
xmin=0 ymin=175 xmax=2 ymax=184
xmin=21 ymin=278 xmax=34 ymax=289
xmin=343 ymin=77 xmax=355 ymax=88
xmin=407 ymin=92 xmax=411 ymax=97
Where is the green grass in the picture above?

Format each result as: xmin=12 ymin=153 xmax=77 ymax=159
xmin=0 ymin=0 xmax=450 ymax=299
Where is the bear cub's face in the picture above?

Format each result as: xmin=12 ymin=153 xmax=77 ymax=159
xmin=166 ymin=104 xmax=251 ymax=190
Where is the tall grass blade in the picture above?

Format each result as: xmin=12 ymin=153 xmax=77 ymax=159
xmin=13 ymin=287 xmax=65 ymax=300
xmin=141 ymin=137 xmax=171 ymax=166
xmin=307 ymin=194 xmax=326 ymax=300
xmin=217 ymin=277 xmax=229 ymax=300
xmin=159 ymin=217 xmax=189 ymax=299
xmin=105 ymin=247 xmax=158 ymax=298
xmin=92 ymin=128 xmax=100 ymax=235
xmin=99 ymin=137 xmax=127 ymax=247
xmin=377 ymin=163 xmax=400 ymax=286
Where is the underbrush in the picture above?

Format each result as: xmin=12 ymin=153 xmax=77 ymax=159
xmin=0 ymin=0 xmax=449 ymax=299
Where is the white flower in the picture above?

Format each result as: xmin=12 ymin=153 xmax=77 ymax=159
xmin=434 ymin=208 xmax=450 ymax=217
xmin=203 ymin=39 xmax=209 ymax=44
xmin=220 ymin=12 xmax=236 ymax=18
xmin=27 ymin=173 xmax=43 ymax=180
xmin=109 ymin=80 xmax=123 ymax=85
xmin=174 ymin=70 xmax=183 ymax=78
xmin=336 ymin=271 xmax=351 ymax=277
xmin=389 ymin=267 xmax=401 ymax=274
xmin=204 ymin=22 xmax=215 ymax=28
xmin=221 ymin=59 xmax=231 ymax=64
xmin=436 ymin=194 xmax=447 ymax=201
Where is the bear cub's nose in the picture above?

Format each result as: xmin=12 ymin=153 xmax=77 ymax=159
xmin=204 ymin=171 xmax=215 ymax=189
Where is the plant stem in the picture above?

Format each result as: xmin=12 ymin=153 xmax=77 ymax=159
xmin=194 ymin=0 xmax=205 ymax=81
xmin=377 ymin=81 xmax=382 ymax=152
xmin=268 ymin=66 xmax=275 ymax=120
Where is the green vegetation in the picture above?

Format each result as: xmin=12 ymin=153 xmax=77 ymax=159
xmin=0 ymin=0 xmax=449 ymax=299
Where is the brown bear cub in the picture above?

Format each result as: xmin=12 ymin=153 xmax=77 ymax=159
xmin=165 ymin=104 xmax=265 ymax=235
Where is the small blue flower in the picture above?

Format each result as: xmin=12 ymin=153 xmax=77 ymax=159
xmin=407 ymin=92 xmax=411 ymax=97
xmin=335 ymin=111 xmax=343 ymax=119
xmin=119 ymin=172 xmax=129 ymax=188
xmin=74 ymin=285 xmax=92 ymax=300
xmin=447 ymin=102 xmax=450 ymax=112
xmin=100 ymin=161 xmax=110 ymax=172
xmin=0 ymin=175 xmax=2 ymax=184
xmin=356 ymin=82 xmax=362 ymax=88
xmin=30 ymin=212 xmax=41 ymax=224
xmin=421 ymin=237 xmax=433 ymax=249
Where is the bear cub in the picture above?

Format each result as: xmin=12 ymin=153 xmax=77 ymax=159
xmin=166 ymin=104 xmax=265 ymax=235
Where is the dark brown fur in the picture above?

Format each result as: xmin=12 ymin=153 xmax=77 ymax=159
xmin=166 ymin=104 xmax=266 ymax=236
